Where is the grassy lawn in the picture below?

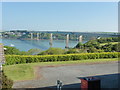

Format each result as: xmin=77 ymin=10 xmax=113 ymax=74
xmin=100 ymin=42 xmax=118 ymax=46
xmin=3 ymin=58 xmax=119 ymax=82
xmin=3 ymin=65 xmax=34 ymax=81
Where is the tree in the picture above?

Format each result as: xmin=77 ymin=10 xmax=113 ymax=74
xmin=87 ymin=47 xmax=98 ymax=53
xmin=4 ymin=46 xmax=21 ymax=55
xmin=112 ymin=43 xmax=120 ymax=52
xmin=27 ymin=48 xmax=42 ymax=55
xmin=75 ymin=42 xmax=83 ymax=49
xmin=4 ymin=46 xmax=28 ymax=55
xmin=102 ymin=43 xmax=113 ymax=52
xmin=84 ymin=40 xmax=100 ymax=49
xmin=38 ymin=48 xmax=64 ymax=55
xmin=64 ymin=49 xmax=79 ymax=54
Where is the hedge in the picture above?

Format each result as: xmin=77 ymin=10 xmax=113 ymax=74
xmin=5 ymin=52 xmax=119 ymax=65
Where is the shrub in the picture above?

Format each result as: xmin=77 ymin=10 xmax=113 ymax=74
xmin=4 ymin=46 xmax=28 ymax=55
xmin=75 ymin=42 xmax=83 ymax=49
xmin=38 ymin=47 xmax=64 ymax=55
xmin=4 ymin=52 xmax=119 ymax=65
xmin=0 ymin=70 xmax=13 ymax=89
xmin=64 ymin=49 xmax=79 ymax=54
xmin=27 ymin=48 xmax=42 ymax=55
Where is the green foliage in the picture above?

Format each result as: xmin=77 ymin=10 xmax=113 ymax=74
xmin=4 ymin=46 xmax=28 ymax=55
xmin=101 ymin=43 xmax=119 ymax=52
xmin=1 ymin=70 xmax=13 ymax=89
xmin=38 ymin=47 xmax=64 ymax=55
xmin=64 ymin=48 xmax=87 ymax=54
xmin=5 ymin=52 xmax=119 ymax=65
xmin=4 ymin=46 xmax=42 ymax=55
xmin=112 ymin=44 xmax=120 ymax=52
xmin=75 ymin=40 xmax=101 ymax=53
xmin=97 ymin=37 xmax=118 ymax=43
xmin=65 ymin=49 xmax=79 ymax=54
xmin=4 ymin=46 xmax=21 ymax=55
xmin=84 ymin=40 xmax=100 ymax=49
xmin=101 ymin=43 xmax=113 ymax=52
xmin=3 ymin=65 xmax=34 ymax=81
xmin=27 ymin=48 xmax=42 ymax=55
xmin=96 ymin=49 xmax=104 ymax=53
xmin=87 ymin=47 xmax=98 ymax=53
xmin=75 ymin=42 xmax=83 ymax=49
xmin=74 ymin=37 xmax=119 ymax=53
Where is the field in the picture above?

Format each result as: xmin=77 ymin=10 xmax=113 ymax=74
xmin=3 ymin=58 xmax=118 ymax=81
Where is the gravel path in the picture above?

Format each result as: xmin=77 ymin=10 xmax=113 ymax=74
xmin=13 ymin=61 xmax=119 ymax=89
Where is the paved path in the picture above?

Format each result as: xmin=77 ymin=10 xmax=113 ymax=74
xmin=13 ymin=62 xmax=119 ymax=89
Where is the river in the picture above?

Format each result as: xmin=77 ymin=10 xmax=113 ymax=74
xmin=1 ymin=39 xmax=80 ymax=51
xmin=0 ymin=33 xmax=115 ymax=51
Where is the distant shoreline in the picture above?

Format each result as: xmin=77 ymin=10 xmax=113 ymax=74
xmin=1 ymin=38 xmax=79 ymax=41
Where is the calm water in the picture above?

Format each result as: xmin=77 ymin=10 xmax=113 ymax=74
xmin=1 ymin=39 xmax=82 ymax=51
xmin=0 ymin=33 xmax=114 ymax=51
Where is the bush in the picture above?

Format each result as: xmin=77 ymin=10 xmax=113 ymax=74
xmin=64 ymin=49 xmax=79 ymax=54
xmin=4 ymin=52 xmax=119 ymax=65
xmin=87 ymin=47 xmax=98 ymax=53
xmin=75 ymin=42 xmax=83 ymax=49
xmin=97 ymin=37 xmax=118 ymax=43
xmin=4 ymin=46 xmax=21 ymax=55
xmin=38 ymin=47 xmax=64 ymax=55
xmin=4 ymin=46 xmax=28 ymax=55
xmin=0 ymin=70 xmax=13 ymax=89
xmin=27 ymin=48 xmax=42 ymax=55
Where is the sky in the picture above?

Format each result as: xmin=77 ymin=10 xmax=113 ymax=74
xmin=1 ymin=2 xmax=118 ymax=32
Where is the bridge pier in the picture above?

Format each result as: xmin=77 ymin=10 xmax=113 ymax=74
xmin=30 ymin=33 xmax=33 ymax=40
xmin=37 ymin=33 xmax=39 ymax=40
xmin=65 ymin=34 xmax=69 ymax=48
xmin=79 ymin=35 xmax=82 ymax=43
xmin=49 ymin=33 xmax=53 ymax=47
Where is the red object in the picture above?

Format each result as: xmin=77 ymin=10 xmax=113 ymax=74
xmin=80 ymin=77 xmax=100 ymax=90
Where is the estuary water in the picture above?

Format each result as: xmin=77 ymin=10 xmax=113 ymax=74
xmin=0 ymin=33 xmax=115 ymax=51
xmin=1 ymin=39 xmax=81 ymax=51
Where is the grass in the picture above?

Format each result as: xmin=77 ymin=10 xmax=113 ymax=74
xmin=3 ymin=58 xmax=119 ymax=82
xmin=3 ymin=65 xmax=34 ymax=81
xmin=100 ymin=42 xmax=118 ymax=46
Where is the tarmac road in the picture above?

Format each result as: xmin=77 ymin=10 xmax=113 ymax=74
xmin=13 ymin=61 xmax=119 ymax=89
